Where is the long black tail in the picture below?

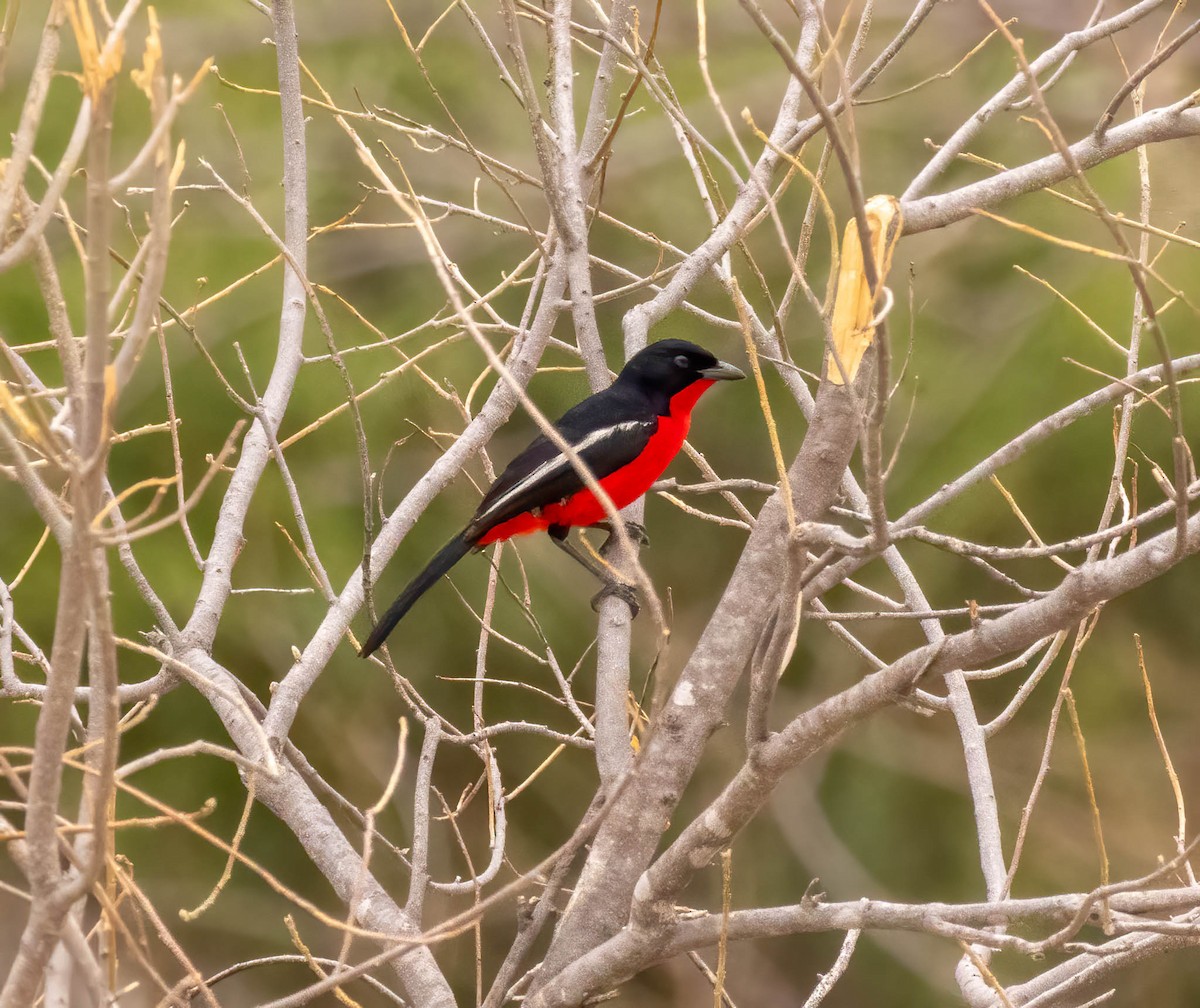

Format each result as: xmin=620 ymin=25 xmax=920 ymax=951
xmin=359 ymin=532 xmax=475 ymax=657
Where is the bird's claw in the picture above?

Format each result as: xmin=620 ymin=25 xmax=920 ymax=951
xmin=591 ymin=581 xmax=641 ymax=618
xmin=596 ymin=520 xmax=650 ymax=547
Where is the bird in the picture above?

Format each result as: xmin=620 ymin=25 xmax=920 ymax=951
xmin=359 ymin=339 xmax=745 ymax=657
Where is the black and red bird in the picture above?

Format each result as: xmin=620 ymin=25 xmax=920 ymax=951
xmin=359 ymin=339 xmax=744 ymax=657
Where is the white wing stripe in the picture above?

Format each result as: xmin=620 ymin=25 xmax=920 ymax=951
xmin=477 ymin=421 xmax=647 ymax=525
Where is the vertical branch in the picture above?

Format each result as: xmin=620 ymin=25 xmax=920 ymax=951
xmin=67 ymin=56 xmax=121 ymax=977
xmin=1 ymin=12 xmax=122 ymax=1000
xmin=545 ymin=0 xmax=608 ymax=388
xmin=112 ymin=10 xmax=177 ymax=392
xmin=0 ymin=4 xmax=66 ymax=233
xmin=579 ymin=0 xmax=636 ymax=162
xmin=1093 ymin=82 xmax=1153 ymax=554
xmin=593 ymin=589 xmax=634 ymax=786
xmin=183 ymin=0 xmax=309 ymax=654
xmin=582 ymin=0 xmax=662 ymax=796
xmin=0 ymin=561 xmax=88 ymax=1008
xmin=405 ymin=719 xmax=441 ymax=922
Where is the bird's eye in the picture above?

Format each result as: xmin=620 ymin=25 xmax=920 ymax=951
xmin=673 ymin=354 xmax=690 ymax=368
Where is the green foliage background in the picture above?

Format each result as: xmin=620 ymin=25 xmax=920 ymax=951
xmin=2 ymin=1 xmax=1200 ymax=1004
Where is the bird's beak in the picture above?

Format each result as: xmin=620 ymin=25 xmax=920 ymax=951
xmin=699 ymin=359 xmax=746 ymax=381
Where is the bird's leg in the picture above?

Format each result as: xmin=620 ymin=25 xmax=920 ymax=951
xmin=547 ymin=525 xmax=640 ymax=618
xmin=594 ymin=519 xmax=650 ymax=547
xmin=592 ymin=520 xmax=646 ymax=616
xmin=548 ymin=525 xmax=612 ymax=581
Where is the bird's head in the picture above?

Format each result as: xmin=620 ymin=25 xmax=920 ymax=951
xmin=616 ymin=339 xmax=745 ymax=403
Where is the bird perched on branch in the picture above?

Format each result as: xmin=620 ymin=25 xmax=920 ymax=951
xmin=359 ymin=339 xmax=744 ymax=657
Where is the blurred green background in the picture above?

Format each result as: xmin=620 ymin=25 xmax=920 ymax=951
xmin=2 ymin=0 xmax=1200 ymax=1004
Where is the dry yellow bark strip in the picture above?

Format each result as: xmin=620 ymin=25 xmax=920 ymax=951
xmin=827 ymin=195 xmax=903 ymax=385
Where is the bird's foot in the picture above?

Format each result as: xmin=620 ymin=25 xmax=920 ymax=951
xmin=591 ymin=580 xmax=641 ymax=618
xmin=596 ymin=520 xmax=650 ymax=547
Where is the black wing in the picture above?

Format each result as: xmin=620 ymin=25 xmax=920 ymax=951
xmin=467 ymin=391 xmax=658 ymax=538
